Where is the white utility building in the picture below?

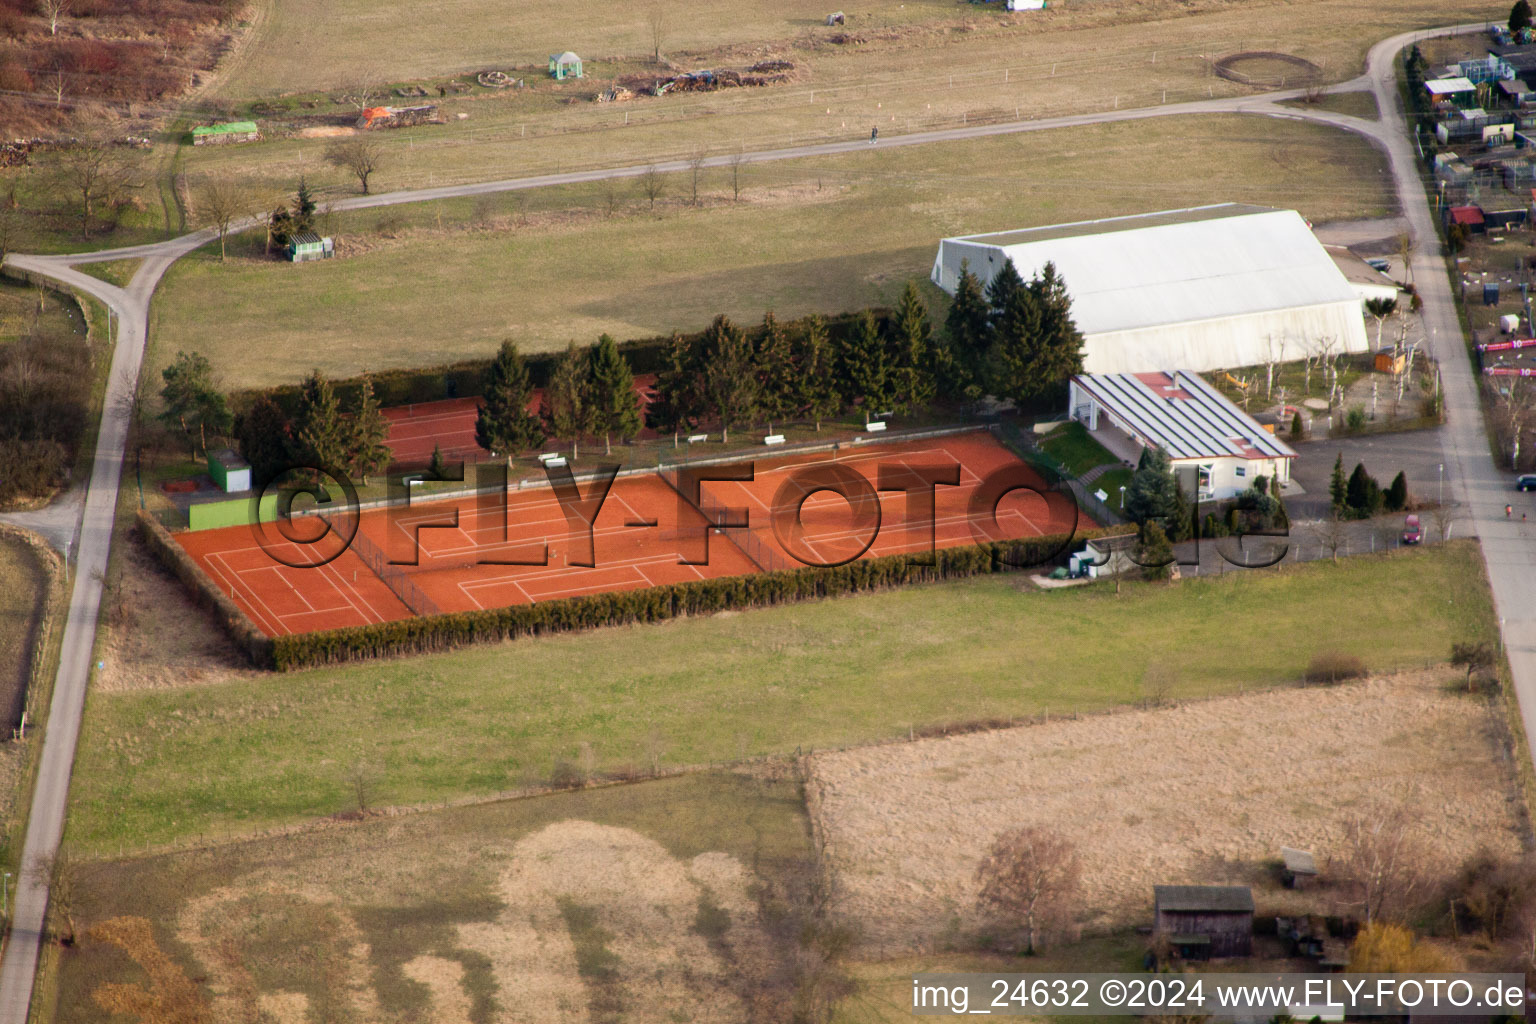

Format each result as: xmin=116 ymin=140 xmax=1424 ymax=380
xmin=930 ymin=204 xmax=1371 ymax=374
xmin=1068 ymin=370 xmax=1296 ymax=501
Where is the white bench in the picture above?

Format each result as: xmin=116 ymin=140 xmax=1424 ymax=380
xmin=865 ymin=421 xmax=887 ymax=432
xmin=763 ymin=434 xmax=785 ymax=445
xmin=545 ymin=456 xmax=568 ymax=468
xmin=537 ymin=452 xmax=561 ymax=463
xmin=687 ymin=433 xmax=708 ymax=443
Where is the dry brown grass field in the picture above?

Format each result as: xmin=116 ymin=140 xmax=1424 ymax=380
xmin=808 ymin=671 xmax=1527 ymax=954
xmin=51 ymin=772 xmax=813 ymax=1024
xmin=152 ymin=114 xmax=1395 ymax=391
xmin=183 ymin=0 xmax=1500 ymax=200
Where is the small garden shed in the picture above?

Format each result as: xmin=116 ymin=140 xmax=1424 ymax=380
xmin=288 ymin=232 xmax=334 ymax=262
xmin=208 ymin=450 xmax=251 ymax=493
xmin=549 ymin=51 xmax=583 ymax=80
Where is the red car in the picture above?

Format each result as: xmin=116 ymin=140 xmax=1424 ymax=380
xmin=1401 ymin=514 xmax=1422 ymax=545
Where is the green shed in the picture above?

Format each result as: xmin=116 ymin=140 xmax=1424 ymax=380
xmin=207 ymin=449 xmax=251 ymax=493
xmin=191 ymin=121 xmax=260 ymax=146
xmin=549 ymin=51 xmax=583 ymax=80
xmin=288 ymin=231 xmax=334 ymax=262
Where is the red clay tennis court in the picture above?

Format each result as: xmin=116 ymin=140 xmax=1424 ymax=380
xmin=174 ymin=430 xmax=1089 ymax=637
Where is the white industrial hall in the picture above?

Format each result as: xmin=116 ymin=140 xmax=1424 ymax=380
xmin=930 ymin=204 xmax=1373 ymax=374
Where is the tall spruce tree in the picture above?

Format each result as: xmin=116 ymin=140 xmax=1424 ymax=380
xmin=891 ymin=281 xmax=935 ymax=413
xmin=588 ymin=333 xmax=642 ymax=454
xmin=346 ymin=375 xmax=392 ymax=485
xmin=797 ymin=315 xmax=842 ymax=431
xmin=476 ymin=338 xmax=544 ymax=458
xmin=700 ymin=314 xmax=759 ymax=444
xmin=294 ymin=369 xmax=348 ymax=474
xmin=942 ymin=260 xmax=991 ymax=400
xmin=839 ymin=309 xmax=893 ymax=420
xmin=1329 ymin=452 xmax=1347 ymax=512
xmin=542 ymin=342 xmax=594 ymax=459
xmin=293 ymin=176 xmax=317 ymax=235
xmin=754 ymin=311 xmax=796 ymax=431
xmin=985 ymin=270 xmax=1044 ymax=406
xmin=1027 ymin=262 xmax=1085 ymax=396
xmin=646 ymin=332 xmax=699 ymax=444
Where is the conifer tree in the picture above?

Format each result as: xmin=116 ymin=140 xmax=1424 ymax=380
xmin=700 ymin=314 xmax=759 ymax=444
xmin=891 ymin=281 xmax=935 ymax=413
xmin=754 ymin=311 xmax=796 ymax=432
xmin=1329 ymin=452 xmax=1347 ymax=512
xmin=294 ymin=369 xmax=348 ymax=474
xmin=588 ymin=333 xmax=642 ymax=454
xmin=476 ymin=339 xmax=544 ymax=458
xmin=346 ymin=375 xmax=392 ymax=484
xmin=646 ymin=332 xmax=699 ymax=444
xmin=797 ymin=315 xmax=842 ymax=431
xmin=542 ymin=342 xmax=594 ymax=459
xmin=839 ymin=310 xmax=893 ymax=420
xmin=942 ymin=259 xmax=991 ymax=400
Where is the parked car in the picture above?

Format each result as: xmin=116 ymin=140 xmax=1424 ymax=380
xmin=1401 ymin=514 xmax=1422 ymax=545
xmin=1519 ymin=474 xmax=1536 ymax=492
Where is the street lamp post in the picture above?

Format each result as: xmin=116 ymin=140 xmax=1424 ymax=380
xmin=1119 ymin=485 xmax=1126 ymax=510
xmin=1438 ymin=463 xmax=1444 ymax=507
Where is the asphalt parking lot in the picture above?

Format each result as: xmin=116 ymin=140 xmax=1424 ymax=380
xmin=1287 ymin=426 xmax=1457 ymax=520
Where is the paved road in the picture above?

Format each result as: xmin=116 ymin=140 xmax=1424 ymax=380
xmin=0 ymin=20 xmax=1505 ymax=1022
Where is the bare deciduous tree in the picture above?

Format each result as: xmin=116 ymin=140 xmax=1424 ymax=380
xmin=197 ymin=178 xmax=247 ymax=261
xmin=39 ymin=0 xmax=71 ymax=36
xmin=337 ymin=67 xmax=386 ymax=114
xmin=1311 ymin=513 xmax=1347 ymax=563
xmin=1396 ymin=232 xmax=1414 ymax=286
xmin=54 ymin=128 xmax=137 ymax=238
xmin=1140 ymin=661 xmax=1179 ymax=707
xmin=975 ymin=826 xmax=1082 ymax=954
xmin=32 ymin=849 xmax=89 ymax=944
xmin=600 ymin=177 xmax=622 ymax=218
xmin=1333 ymin=799 xmax=1426 ymax=925
xmin=345 ymin=756 xmax=382 ymax=814
xmin=647 ymin=8 xmax=667 ymax=62
xmin=44 ymin=64 xmax=66 ymax=106
xmin=325 ymin=138 xmax=383 ymax=195
xmin=687 ymin=148 xmax=706 ymax=206
xmin=637 ymin=164 xmax=665 ymax=210
xmin=728 ymin=149 xmax=746 ymax=203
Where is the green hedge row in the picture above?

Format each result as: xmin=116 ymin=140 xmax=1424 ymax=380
xmin=232 ymin=309 xmax=890 ymax=416
xmin=266 ymin=526 xmax=1133 ymax=671
xmin=136 ymin=510 xmax=274 ymax=667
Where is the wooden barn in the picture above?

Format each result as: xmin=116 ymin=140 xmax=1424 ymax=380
xmin=1153 ymin=885 xmax=1254 ymax=959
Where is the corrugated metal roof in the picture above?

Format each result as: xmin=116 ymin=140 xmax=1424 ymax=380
xmin=289 ymin=232 xmax=322 ymax=246
xmin=1426 ymin=76 xmax=1476 ymax=93
xmin=939 ymin=204 xmax=1360 ymax=336
xmin=1072 ymin=370 xmax=1296 ymax=462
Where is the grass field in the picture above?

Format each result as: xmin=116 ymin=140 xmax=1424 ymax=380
xmin=1039 ymin=421 xmax=1117 ymax=477
xmin=1280 ymin=89 xmax=1380 ymax=120
xmin=0 ymin=278 xmax=86 ymax=346
xmin=150 ymin=115 xmax=1394 ymax=391
xmin=66 ymin=541 xmax=1494 ymax=855
xmin=51 ymin=771 xmax=813 ymax=1024
xmin=185 ymin=0 xmax=1496 ymax=203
